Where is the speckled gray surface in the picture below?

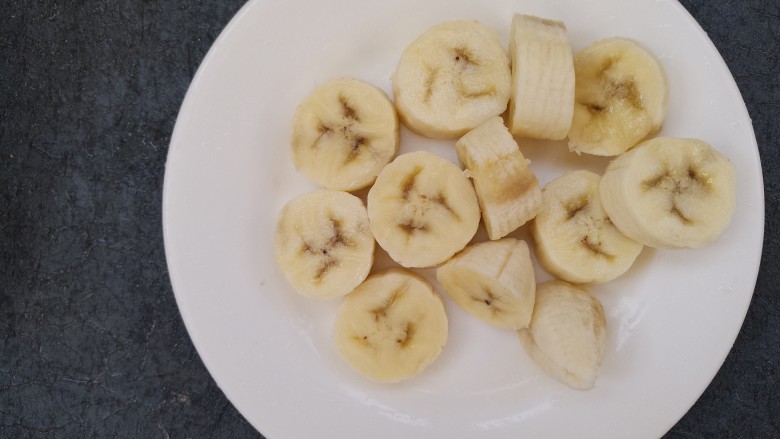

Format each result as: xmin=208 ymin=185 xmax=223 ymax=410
xmin=0 ymin=0 xmax=777 ymax=437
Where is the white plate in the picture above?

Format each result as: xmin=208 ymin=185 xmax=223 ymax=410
xmin=163 ymin=0 xmax=764 ymax=438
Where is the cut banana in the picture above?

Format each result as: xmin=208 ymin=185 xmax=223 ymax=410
xmin=392 ymin=20 xmax=511 ymax=139
xmin=291 ymin=77 xmax=399 ymax=191
xmin=569 ymin=38 xmax=668 ymax=156
xmin=367 ymin=151 xmax=480 ymax=268
xmin=531 ymin=170 xmax=643 ymax=284
xmin=274 ymin=189 xmax=374 ymax=299
xmin=456 ymin=116 xmax=542 ymax=240
xmin=518 ymin=280 xmax=606 ymax=390
xmin=333 ymin=269 xmax=448 ymax=383
xmin=600 ymin=137 xmax=737 ymax=248
xmin=507 ymin=14 xmax=574 ymax=140
xmin=437 ymin=238 xmax=535 ymax=329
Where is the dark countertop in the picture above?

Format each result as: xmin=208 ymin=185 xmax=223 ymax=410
xmin=1 ymin=0 xmax=777 ymax=437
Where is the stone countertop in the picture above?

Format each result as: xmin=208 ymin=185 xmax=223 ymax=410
xmin=0 ymin=0 xmax=777 ymax=437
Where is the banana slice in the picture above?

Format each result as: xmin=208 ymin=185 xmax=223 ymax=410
xmin=392 ymin=20 xmax=511 ymax=139
xmin=333 ymin=269 xmax=448 ymax=383
xmin=437 ymin=238 xmax=535 ymax=330
xmin=291 ymin=78 xmax=399 ymax=191
xmin=367 ymin=151 xmax=480 ymax=268
xmin=507 ymin=14 xmax=575 ymax=140
xmin=568 ymin=38 xmax=668 ymax=156
xmin=274 ymin=189 xmax=374 ymax=299
xmin=599 ymin=137 xmax=737 ymax=248
xmin=456 ymin=116 xmax=542 ymax=240
xmin=518 ymin=280 xmax=606 ymax=390
xmin=531 ymin=170 xmax=643 ymax=284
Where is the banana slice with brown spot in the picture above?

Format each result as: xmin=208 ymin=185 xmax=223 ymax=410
xmin=456 ymin=116 xmax=542 ymax=240
xmin=437 ymin=238 xmax=535 ymax=329
xmin=333 ymin=268 xmax=448 ymax=383
xmin=599 ymin=137 xmax=737 ymax=248
xmin=519 ymin=280 xmax=606 ymax=390
xmin=274 ymin=189 xmax=374 ymax=299
xmin=393 ymin=20 xmax=511 ymax=139
xmin=531 ymin=170 xmax=643 ymax=284
xmin=291 ymin=78 xmax=399 ymax=191
xmin=367 ymin=151 xmax=480 ymax=268
xmin=568 ymin=38 xmax=668 ymax=156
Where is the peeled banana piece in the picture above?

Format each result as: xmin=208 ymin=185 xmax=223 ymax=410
xmin=367 ymin=151 xmax=480 ymax=268
xmin=456 ymin=116 xmax=542 ymax=240
xmin=333 ymin=269 xmax=448 ymax=383
xmin=569 ymin=38 xmax=668 ymax=156
xmin=507 ymin=14 xmax=575 ymax=140
xmin=291 ymin=78 xmax=399 ymax=191
xmin=437 ymin=238 xmax=535 ymax=330
xmin=393 ymin=20 xmax=511 ymax=139
xmin=599 ymin=137 xmax=737 ymax=248
xmin=519 ymin=280 xmax=606 ymax=390
xmin=531 ymin=170 xmax=643 ymax=284
xmin=274 ymin=189 xmax=374 ymax=299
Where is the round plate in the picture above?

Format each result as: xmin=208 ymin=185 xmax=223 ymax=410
xmin=163 ymin=0 xmax=764 ymax=437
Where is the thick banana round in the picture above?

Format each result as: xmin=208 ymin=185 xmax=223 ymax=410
xmin=274 ymin=189 xmax=374 ymax=299
xmin=456 ymin=116 xmax=542 ymax=240
xmin=531 ymin=170 xmax=643 ymax=284
xmin=437 ymin=238 xmax=535 ymax=330
xmin=507 ymin=14 xmax=574 ymax=140
xmin=392 ymin=20 xmax=511 ymax=139
xmin=599 ymin=137 xmax=737 ymax=248
xmin=291 ymin=78 xmax=399 ymax=191
xmin=518 ymin=280 xmax=606 ymax=390
xmin=569 ymin=38 xmax=668 ymax=156
xmin=367 ymin=151 xmax=480 ymax=268
xmin=333 ymin=269 xmax=448 ymax=383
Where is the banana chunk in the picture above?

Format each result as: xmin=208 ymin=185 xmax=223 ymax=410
xmin=519 ymin=281 xmax=606 ymax=390
xmin=367 ymin=151 xmax=480 ymax=268
xmin=456 ymin=116 xmax=542 ymax=240
xmin=274 ymin=190 xmax=374 ymax=299
xmin=569 ymin=38 xmax=668 ymax=156
xmin=599 ymin=137 xmax=737 ymax=248
xmin=291 ymin=78 xmax=399 ymax=191
xmin=333 ymin=269 xmax=448 ymax=383
xmin=437 ymin=238 xmax=535 ymax=330
xmin=507 ymin=14 xmax=575 ymax=140
xmin=531 ymin=170 xmax=643 ymax=284
xmin=393 ymin=20 xmax=511 ymax=139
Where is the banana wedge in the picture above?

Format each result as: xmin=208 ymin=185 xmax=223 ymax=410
xmin=333 ymin=269 xmax=448 ymax=383
xmin=274 ymin=189 xmax=374 ymax=299
xmin=531 ymin=170 xmax=643 ymax=284
xmin=519 ymin=280 xmax=606 ymax=390
xmin=367 ymin=151 xmax=480 ymax=268
xmin=437 ymin=238 xmax=535 ymax=330
xmin=599 ymin=137 xmax=737 ymax=248
xmin=456 ymin=116 xmax=542 ymax=240
xmin=507 ymin=14 xmax=575 ymax=140
xmin=569 ymin=38 xmax=668 ymax=156
xmin=291 ymin=78 xmax=399 ymax=191
xmin=393 ymin=20 xmax=511 ymax=139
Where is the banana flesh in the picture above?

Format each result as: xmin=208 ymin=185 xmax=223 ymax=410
xmin=531 ymin=170 xmax=643 ymax=284
xmin=507 ymin=14 xmax=575 ymax=140
xmin=599 ymin=137 xmax=737 ymax=248
xmin=333 ymin=269 xmax=448 ymax=383
xmin=274 ymin=190 xmax=375 ymax=299
xmin=518 ymin=280 xmax=606 ymax=390
xmin=292 ymin=78 xmax=399 ymax=191
xmin=437 ymin=238 xmax=535 ymax=330
xmin=393 ymin=20 xmax=511 ymax=139
xmin=456 ymin=116 xmax=542 ymax=240
xmin=568 ymin=38 xmax=668 ymax=156
xmin=367 ymin=151 xmax=480 ymax=268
